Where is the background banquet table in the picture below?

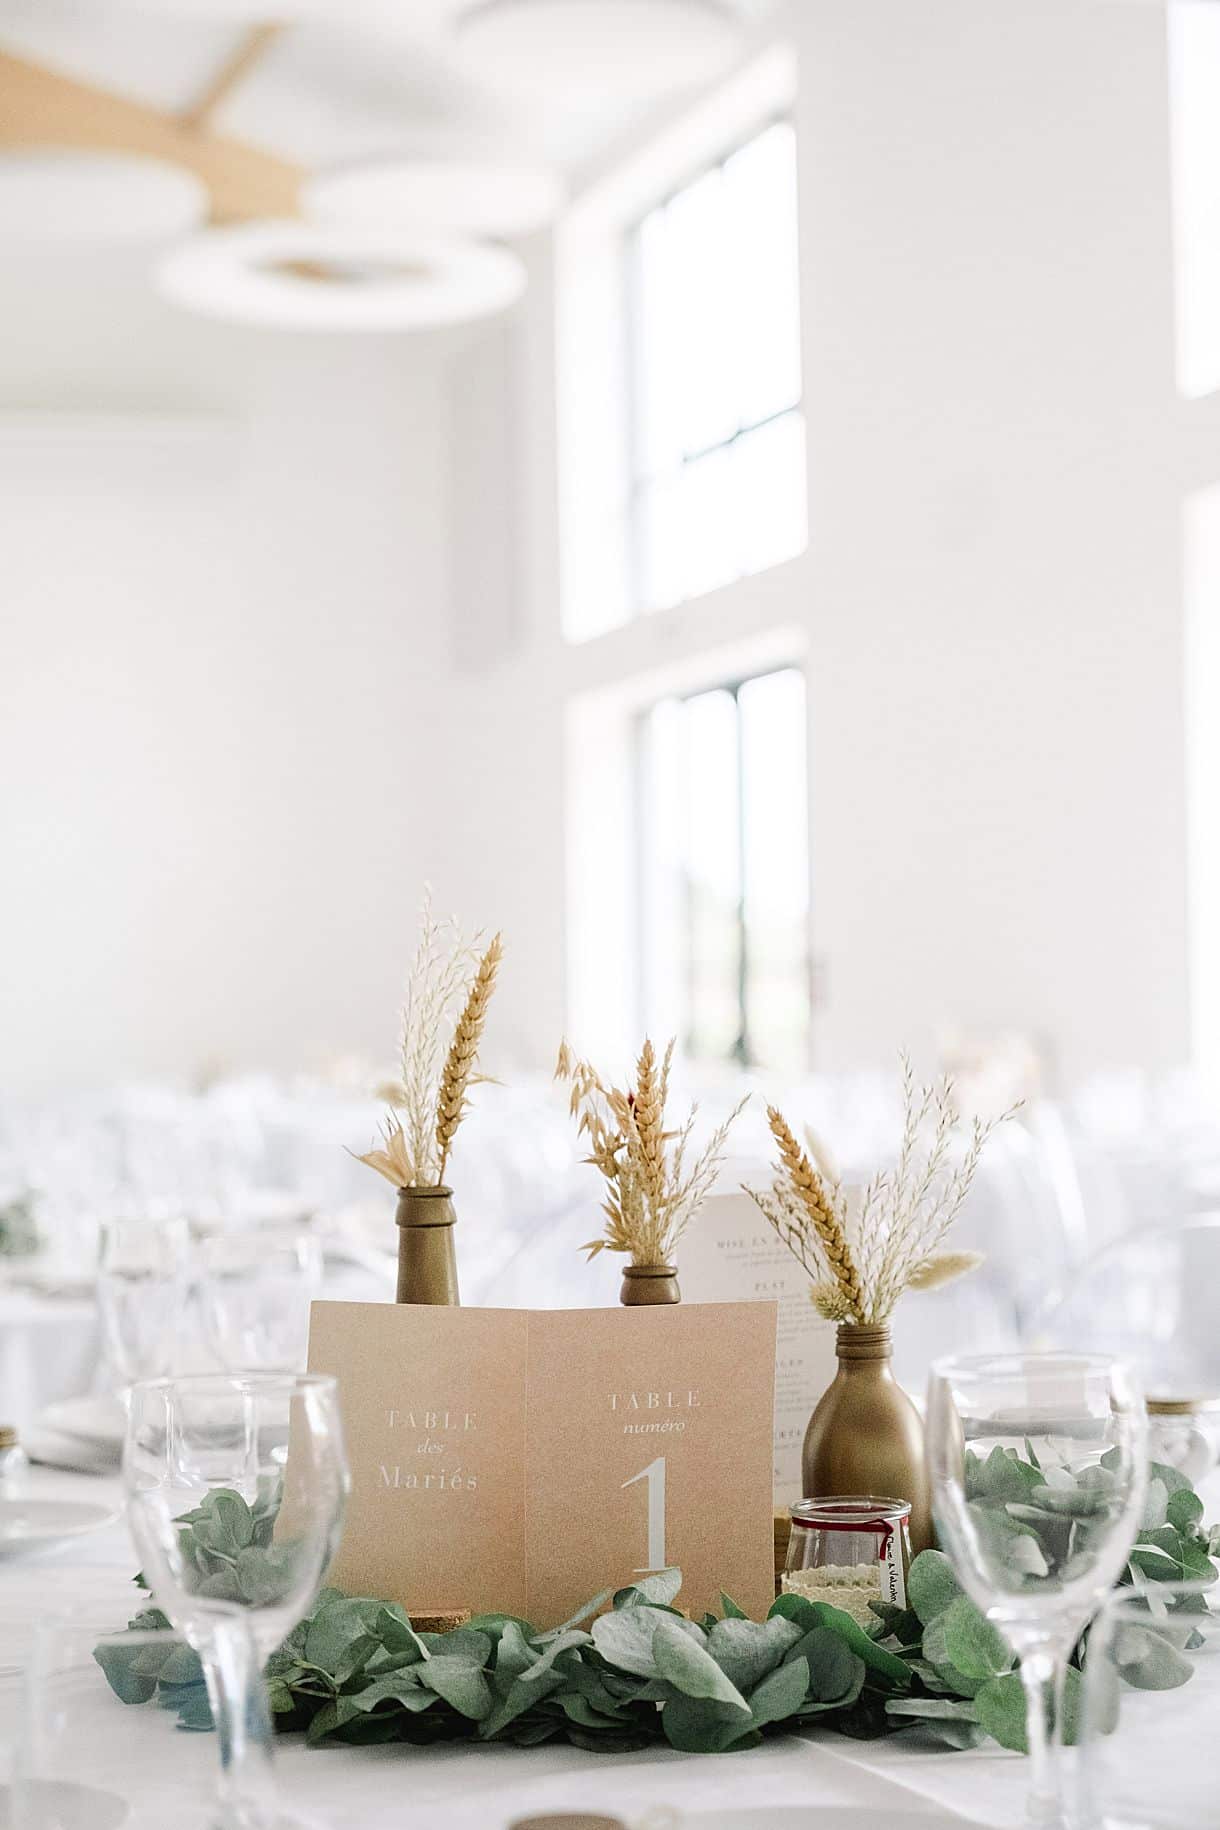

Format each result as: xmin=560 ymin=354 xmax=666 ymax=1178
xmin=3 ymin=1467 xmax=1219 ymax=1830
xmin=9 ymin=1064 xmax=1220 ymax=1436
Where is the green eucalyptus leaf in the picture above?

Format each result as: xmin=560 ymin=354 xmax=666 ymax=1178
xmin=971 ymin=1508 xmax=1050 ymax=1578
xmin=661 ymin=1693 xmax=756 ymax=1753
xmin=867 ymin=1601 xmax=922 ymax=1645
xmin=937 ymin=1596 xmax=1014 ymax=1682
xmin=785 ymin=1628 xmax=864 ymax=1708
xmin=970 ymin=1446 xmax=1045 ymax=1506
xmin=921 ymin=1611 xmax=984 ymax=1699
xmin=1168 ymin=1488 xmax=1205 ymax=1536
xmin=971 ymin=1673 xmax=1028 ymax=1752
xmin=419 ymin=1629 xmax=493 ymax=1666
xmin=417 ymin=1654 xmax=493 ymax=1720
xmin=1112 ymin=1622 xmax=1195 ymax=1690
xmin=975 ymin=1664 xmax=1086 ymax=1753
xmin=171 ymin=1688 xmax=215 ymax=1732
xmin=907 ymin=1551 xmax=964 ymax=1625
xmin=705 ymin=1616 xmax=801 ymax=1693
xmin=613 ymin=1569 xmax=682 ymax=1609
xmin=1103 ymin=1448 xmax=1191 ymax=1498
xmin=194 ymin=1568 xmax=243 ymax=1603
xmin=348 ymin=1669 xmax=433 ymax=1713
xmin=803 ymin=1604 xmax=911 ymax=1686
xmin=650 ymin=1616 xmax=750 ymax=1713
xmin=747 ymin=1654 xmax=812 ymax=1730
xmin=592 ymin=1603 xmax=700 ymax=1677
xmin=93 ymin=1643 xmax=158 ymax=1705
xmin=518 ymin=1629 xmax=591 ymax=1683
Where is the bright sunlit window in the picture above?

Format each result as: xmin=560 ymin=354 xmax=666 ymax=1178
xmin=630 ymin=120 xmax=806 ymax=613
xmin=637 ymin=666 xmax=810 ymax=1070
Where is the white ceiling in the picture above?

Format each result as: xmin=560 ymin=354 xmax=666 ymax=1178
xmin=0 ymin=0 xmax=781 ymax=178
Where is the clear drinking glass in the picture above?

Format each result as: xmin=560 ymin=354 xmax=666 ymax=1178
xmin=198 ymin=1228 xmax=323 ymax=1373
xmin=123 ymin=1372 xmax=348 ymax=1830
xmin=97 ymin=1217 xmax=191 ymax=1383
xmin=13 ymin=1620 xmax=218 ymax=1830
xmin=927 ymin=1354 xmax=1147 ymax=1829
xmin=1078 ymin=1582 xmax=1220 ymax=1828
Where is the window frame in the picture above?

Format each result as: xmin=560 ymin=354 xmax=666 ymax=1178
xmin=623 ymin=114 xmax=805 ymax=619
xmin=634 ymin=662 xmax=811 ymax=1072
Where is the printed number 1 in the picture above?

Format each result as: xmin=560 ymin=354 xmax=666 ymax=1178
xmin=622 ymin=1456 xmax=667 ymax=1572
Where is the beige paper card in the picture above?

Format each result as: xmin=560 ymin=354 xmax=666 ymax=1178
xmin=307 ymin=1303 xmax=530 ymax=1617
xmin=524 ymin=1303 xmax=777 ymax=1624
xmin=679 ymin=1191 xmax=838 ymax=1507
xmin=307 ymin=1299 xmax=776 ymax=1625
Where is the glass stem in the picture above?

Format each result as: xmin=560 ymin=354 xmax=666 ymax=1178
xmin=1019 ymin=1641 xmax=1070 ymax=1828
xmin=198 ymin=1620 xmax=278 ymax=1830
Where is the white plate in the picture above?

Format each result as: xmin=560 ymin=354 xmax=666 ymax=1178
xmin=0 ymin=1498 xmax=116 ymax=1554
xmin=38 ymin=1395 xmax=125 ymax=1452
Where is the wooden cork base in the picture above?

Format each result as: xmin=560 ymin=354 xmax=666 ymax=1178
xmin=411 ymin=1608 xmax=471 ymax=1633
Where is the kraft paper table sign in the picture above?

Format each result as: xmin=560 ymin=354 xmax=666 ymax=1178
xmin=678 ymin=1190 xmax=838 ymax=1507
xmin=307 ymin=1299 xmax=777 ymax=1625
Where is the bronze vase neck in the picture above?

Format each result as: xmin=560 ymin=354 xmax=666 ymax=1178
xmin=620 ymin=1263 xmax=680 ymax=1306
xmin=835 ymin=1323 xmax=893 ymax=1362
xmin=395 ymin=1185 xmax=460 ymax=1306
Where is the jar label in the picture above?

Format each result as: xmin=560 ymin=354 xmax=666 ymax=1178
xmin=880 ymin=1526 xmax=906 ymax=1607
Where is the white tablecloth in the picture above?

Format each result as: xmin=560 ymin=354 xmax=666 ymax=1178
xmin=2 ymin=1468 xmax=1217 ymax=1830
xmin=0 ymin=1288 xmax=97 ymax=1429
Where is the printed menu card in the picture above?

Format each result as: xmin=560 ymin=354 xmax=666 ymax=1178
xmin=307 ymin=1299 xmax=777 ymax=1625
xmin=679 ymin=1191 xmax=838 ymax=1507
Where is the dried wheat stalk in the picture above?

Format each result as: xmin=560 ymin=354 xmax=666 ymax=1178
xmin=436 ymin=933 xmax=503 ymax=1181
xmin=556 ymin=1037 xmax=747 ymax=1267
xmin=745 ymin=1057 xmax=1017 ymax=1325
xmin=768 ymin=1108 xmax=864 ymax=1312
xmin=355 ymin=893 xmax=502 ymax=1191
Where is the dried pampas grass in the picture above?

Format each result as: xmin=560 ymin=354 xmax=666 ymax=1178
xmin=355 ymin=892 xmax=502 ymax=1191
xmin=556 ymin=1037 xmax=747 ymax=1268
xmin=745 ymin=1057 xmax=1015 ymax=1325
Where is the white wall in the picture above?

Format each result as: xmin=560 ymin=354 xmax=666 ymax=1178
xmin=432 ymin=0 xmax=1197 ymax=1088
xmin=1 ymin=0 xmax=1206 ymax=1096
xmin=0 ymin=249 xmax=455 ymax=1092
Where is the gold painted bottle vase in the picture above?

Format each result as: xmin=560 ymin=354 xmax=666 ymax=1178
xmin=802 ymin=1323 xmax=932 ymax=1552
xmin=620 ymin=1263 xmax=680 ymax=1306
xmin=395 ymin=1186 xmax=460 ymax=1305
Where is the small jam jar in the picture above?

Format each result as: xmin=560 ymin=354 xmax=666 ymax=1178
xmin=783 ymin=1495 xmax=912 ymax=1623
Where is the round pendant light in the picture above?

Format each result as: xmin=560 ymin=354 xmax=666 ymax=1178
xmin=0 ymin=149 xmax=208 ymax=246
xmin=303 ymin=158 xmax=565 ymax=241
xmin=155 ymin=220 xmax=527 ymax=330
xmin=454 ymin=0 xmax=743 ymax=98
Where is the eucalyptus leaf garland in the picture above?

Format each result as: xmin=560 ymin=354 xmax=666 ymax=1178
xmin=98 ymin=1447 xmax=1220 ymax=1757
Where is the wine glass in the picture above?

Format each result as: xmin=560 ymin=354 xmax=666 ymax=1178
xmin=197 ymin=1227 xmax=323 ymax=1373
xmin=1078 ymin=1580 xmax=1220 ymax=1827
xmin=13 ymin=1618 xmax=218 ymax=1829
xmin=97 ymin=1217 xmax=191 ymax=1383
xmin=123 ymin=1372 xmax=348 ymax=1830
xmin=927 ymin=1353 xmax=1147 ymax=1828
